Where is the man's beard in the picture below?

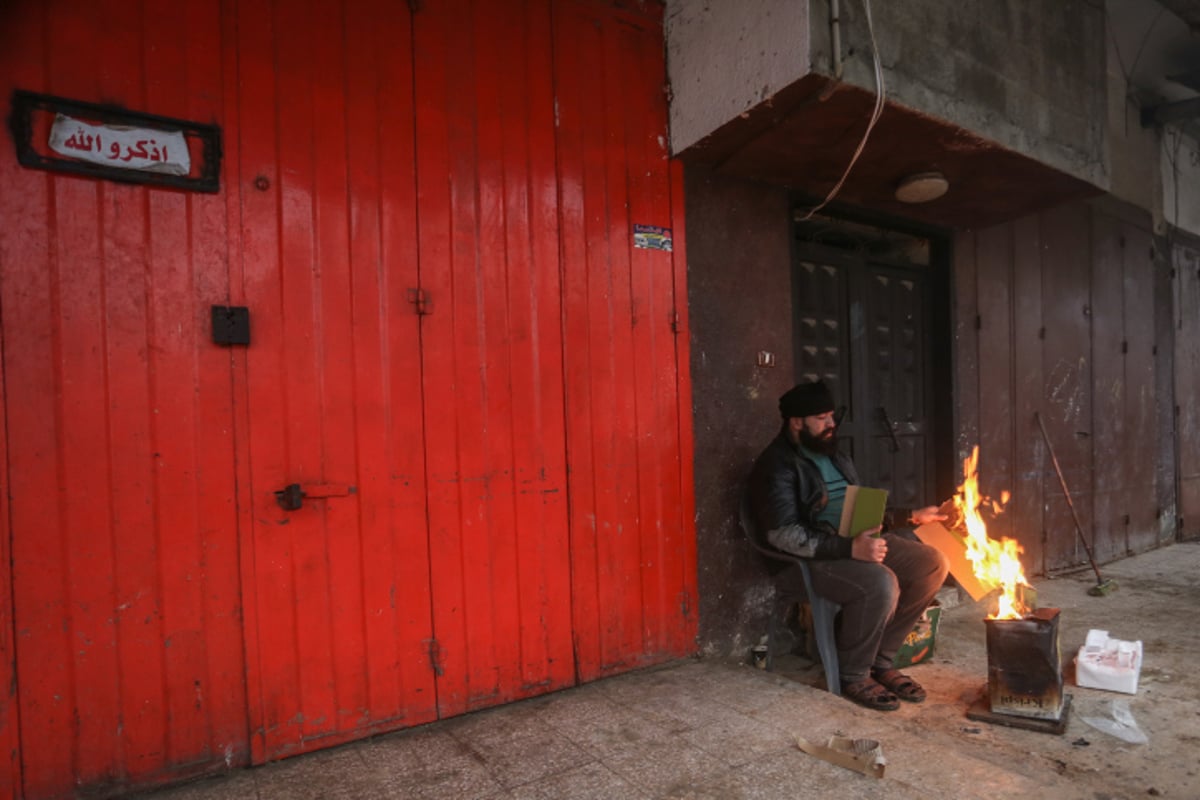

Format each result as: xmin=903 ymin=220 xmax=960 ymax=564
xmin=799 ymin=427 xmax=839 ymax=456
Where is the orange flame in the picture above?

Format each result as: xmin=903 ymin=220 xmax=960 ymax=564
xmin=953 ymin=446 xmax=1030 ymax=620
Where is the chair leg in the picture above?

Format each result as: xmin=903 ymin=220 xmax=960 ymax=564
xmin=809 ymin=597 xmax=841 ymax=695
xmin=797 ymin=560 xmax=842 ymax=696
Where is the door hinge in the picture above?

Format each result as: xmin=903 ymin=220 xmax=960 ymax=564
xmin=669 ymin=309 xmax=681 ymax=334
xmin=406 ymin=288 xmax=432 ymax=316
xmin=425 ymin=637 xmax=444 ymax=677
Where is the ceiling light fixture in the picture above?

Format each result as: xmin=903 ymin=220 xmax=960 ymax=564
xmin=895 ymin=171 xmax=949 ymax=203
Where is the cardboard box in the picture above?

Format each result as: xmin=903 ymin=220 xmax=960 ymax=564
xmin=894 ymin=602 xmax=940 ymax=668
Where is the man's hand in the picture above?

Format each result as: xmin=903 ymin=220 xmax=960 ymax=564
xmin=909 ymin=505 xmax=948 ymax=526
xmin=851 ymin=526 xmax=886 ymax=562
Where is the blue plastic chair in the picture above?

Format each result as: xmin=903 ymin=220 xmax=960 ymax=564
xmin=739 ymin=493 xmax=842 ymax=695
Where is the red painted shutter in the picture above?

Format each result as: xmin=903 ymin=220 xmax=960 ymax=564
xmin=234 ymin=0 xmax=438 ymax=761
xmin=553 ymin=0 xmax=697 ymax=680
xmin=0 ymin=2 xmax=248 ymax=796
xmin=413 ymin=0 xmax=576 ymax=717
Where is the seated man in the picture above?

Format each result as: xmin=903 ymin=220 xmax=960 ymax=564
xmin=748 ymin=380 xmax=950 ymax=711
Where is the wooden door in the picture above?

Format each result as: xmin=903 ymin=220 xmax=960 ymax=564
xmin=857 ymin=263 xmax=937 ymax=509
xmin=792 ymin=242 xmax=938 ymax=507
xmin=235 ymin=0 xmax=437 ymax=761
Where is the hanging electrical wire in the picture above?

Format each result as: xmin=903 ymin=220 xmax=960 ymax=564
xmin=798 ymin=0 xmax=885 ymax=221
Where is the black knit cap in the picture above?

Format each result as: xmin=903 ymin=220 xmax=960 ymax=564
xmin=779 ymin=380 xmax=835 ymax=420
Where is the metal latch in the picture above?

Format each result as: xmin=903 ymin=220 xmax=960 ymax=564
xmin=274 ymin=482 xmax=357 ymax=511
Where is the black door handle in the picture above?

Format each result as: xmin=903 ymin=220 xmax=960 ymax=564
xmin=876 ymin=407 xmax=901 ymax=453
xmin=275 ymin=483 xmax=304 ymax=511
xmin=274 ymin=482 xmax=356 ymax=511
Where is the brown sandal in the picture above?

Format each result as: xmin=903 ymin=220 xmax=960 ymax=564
xmin=871 ymin=668 xmax=927 ymax=703
xmin=841 ymin=678 xmax=900 ymax=711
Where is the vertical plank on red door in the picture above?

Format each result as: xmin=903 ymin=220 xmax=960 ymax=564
xmin=555 ymin=0 xmax=694 ymax=680
xmin=231 ymin=0 xmax=289 ymax=764
xmin=235 ymin=0 xmax=301 ymax=760
xmin=615 ymin=10 xmax=692 ymax=660
xmin=668 ymin=158 xmax=699 ymax=653
xmin=492 ymin=1 xmax=574 ymax=694
xmin=415 ymin=0 xmax=574 ymax=717
xmin=276 ymin=0 xmax=340 ymax=748
xmin=0 ymin=4 xmax=42 ymax=794
xmin=555 ymin=0 xmax=639 ymax=678
xmin=240 ymin=0 xmax=345 ymax=755
xmin=552 ymin=0 xmax=599 ymax=680
xmin=98 ymin=4 xmax=171 ymax=779
xmin=0 ymin=308 xmax=13 ymax=797
xmin=169 ymin=0 xmax=251 ymax=769
xmin=1 ymin=0 xmax=246 ymax=795
xmin=239 ymin=0 xmax=437 ymax=759
xmin=342 ymin=0 xmax=438 ymax=731
xmin=310 ymin=0 xmax=371 ymax=739
xmin=46 ymin=1 xmax=124 ymax=785
xmin=0 ymin=335 xmax=12 ymax=800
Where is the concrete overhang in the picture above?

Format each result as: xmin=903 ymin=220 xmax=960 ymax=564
xmin=674 ymin=73 xmax=1101 ymax=231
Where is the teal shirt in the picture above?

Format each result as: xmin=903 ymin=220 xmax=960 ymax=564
xmin=802 ymin=446 xmax=848 ymax=530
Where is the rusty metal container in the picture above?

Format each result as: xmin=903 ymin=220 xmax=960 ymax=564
xmin=984 ymin=607 xmax=1065 ymax=721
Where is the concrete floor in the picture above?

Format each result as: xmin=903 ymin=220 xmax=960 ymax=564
xmin=137 ymin=540 xmax=1200 ymax=800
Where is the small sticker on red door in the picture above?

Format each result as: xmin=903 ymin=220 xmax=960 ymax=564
xmin=633 ymin=224 xmax=672 ymax=252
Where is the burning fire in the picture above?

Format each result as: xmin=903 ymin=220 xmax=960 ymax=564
xmin=953 ymin=446 xmax=1030 ymax=620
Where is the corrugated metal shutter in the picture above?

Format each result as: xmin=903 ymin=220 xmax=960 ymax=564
xmin=0 ymin=0 xmax=695 ymax=794
xmin=233 ymin=0 xmax=439 ymax=762
xmin=553 ymin=0 xmax=697 ymax=680
xmin=0 ymin=2 xmax=249 ymax=796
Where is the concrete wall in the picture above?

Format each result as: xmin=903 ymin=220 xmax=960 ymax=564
xmin=1106 ymin=21 xmax=1164 ymax=226
xmin=666 ymin=0 xmax=1109 ymax=186
xmin=665 ymin=0 xmax=810 ymax=154
xmin=809 ymin=0 xmax=1109 ymax=190
xmin=1162 ymin=130 xmax=1200 ymax=234
xmin=1103 ymin=5 xmax=1200 ymax=240
xmin=683 ymin=165 xmax=796 ymax=660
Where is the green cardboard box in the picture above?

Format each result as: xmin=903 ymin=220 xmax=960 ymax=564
xmin=893 ymin=601 xmax=940 ymax=668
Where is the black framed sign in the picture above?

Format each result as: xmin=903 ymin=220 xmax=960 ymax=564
xmin=8 ymin=90 xmax=222 ymax=193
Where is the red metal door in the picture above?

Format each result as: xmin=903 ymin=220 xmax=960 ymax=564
xmin=553 ymin=0 xmax=697 ymax=680
xmin=412 ymin=0 xmax=576 ymax=717
xmin=234 ymin=0 xmax=437 ymax=761
xmin=0 ymin=2 xmax=249 ymax=796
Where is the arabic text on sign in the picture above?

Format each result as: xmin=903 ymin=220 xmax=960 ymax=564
xmin=48 ymin=114 xmax=191 ymax=176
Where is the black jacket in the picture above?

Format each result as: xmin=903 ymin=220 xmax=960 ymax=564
xmin=747 ymin=428 xmax=858 ymax=564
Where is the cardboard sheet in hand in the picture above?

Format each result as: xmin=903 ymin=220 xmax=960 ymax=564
xmin=914 ymin=521 xmax=993 ymax=601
